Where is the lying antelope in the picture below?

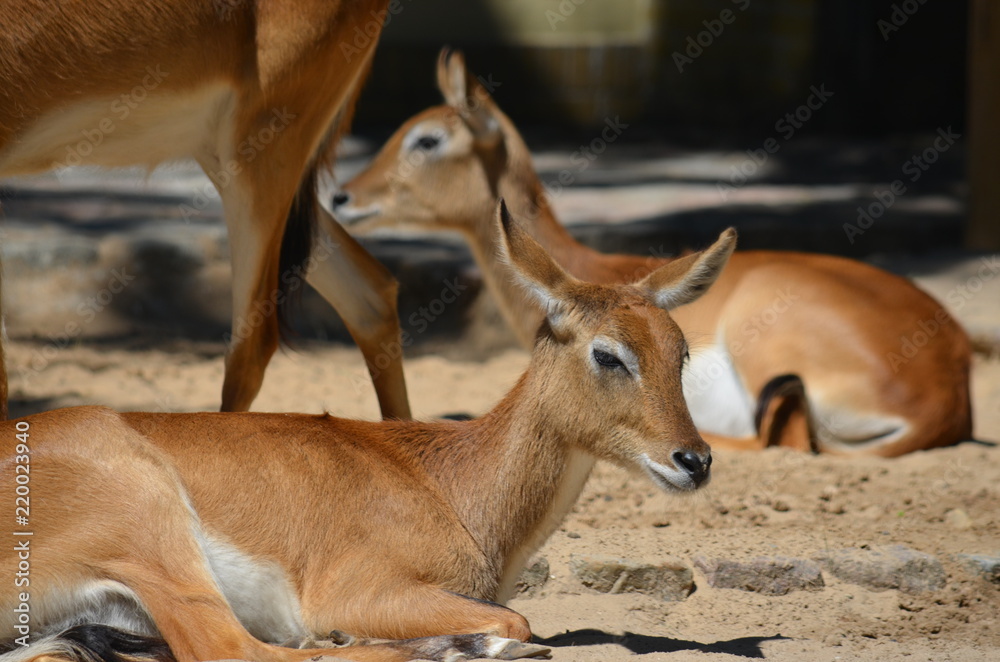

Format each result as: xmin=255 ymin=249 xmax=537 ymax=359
xmin=0 ymin=203 xmax=733 ymax=662
xmin=333 ymin=49 xmax=974 ymax=458
xmin=0 ymin=0 xmax=410 ymax=419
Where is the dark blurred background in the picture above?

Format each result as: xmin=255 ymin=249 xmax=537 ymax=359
xmin=347 ymin=0 xmax=994 ymax=250
xmin=354 ymin=0 xmax=965 ymax=137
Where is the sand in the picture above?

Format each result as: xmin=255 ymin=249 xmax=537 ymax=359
xmin=6 ymin=338 xmax=1000 ymax=662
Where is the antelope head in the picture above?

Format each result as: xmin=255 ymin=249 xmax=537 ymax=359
xmin=495 ymin=201 xmax=737 ymax=491
xmin=333 ymin=48 xmax=532 ymax=234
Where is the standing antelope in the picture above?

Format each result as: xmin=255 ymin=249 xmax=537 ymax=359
xmin=333 ymin=49 xmax=974 ymax=458
xmin=0 ymin=203 xmax=734 ymax=662
xmin=0 ymin=0 xmax=410 ymax=419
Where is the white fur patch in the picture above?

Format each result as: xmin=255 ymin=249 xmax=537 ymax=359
xmin=810 ymin=402 xmax=908 ymax=451
xmin=639 ymin=453 xmax=698 ymax=491
xmin=197 ymin=534 xmax=309 ymax=644
xmin=682 ymin=343 xmax=756 ymax=438
xmin=1 ymin=580 xmax=156 ymax=644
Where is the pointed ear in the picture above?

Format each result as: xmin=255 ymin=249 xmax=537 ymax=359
xmin=495 ymin=199 xmax=571 ymax=317
xmin=638 ymin=228 xmax=737 ymax=310
xmin=436 ymin=47 xmax=500 ymax=145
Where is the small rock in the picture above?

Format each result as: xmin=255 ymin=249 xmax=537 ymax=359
xmin=954 ymin=554 xmax=1000 ymax=584
xmin=693 ymin=556 xmax=824 ymax=596
xmin=569 ymin=554 xmax=694 ymax=601
xmin=772 ymin=499 xmax=791 ymax=513
xmin=515 ymin=557 xmax=551 ymax=597
xmin=815 ymin=545 xmax=946 ymax=593
xmin=566 ymin=531 xmax=581 ymax=539
xmin=944 ymin=508 xmax=974 ymax=530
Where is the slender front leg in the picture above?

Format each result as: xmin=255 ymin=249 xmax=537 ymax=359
xmin=306 ymin=581 xmax=533 ymax=644
xmin=307 ymin=211 xmax=412 ymax=419
xmin=299 ymin=634 xmax=550 ymax=662
xmin=215 ymin=173 xmax=287 ymax=412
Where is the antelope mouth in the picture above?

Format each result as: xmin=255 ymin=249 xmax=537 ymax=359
xmin=639 ymin=454 xmax=709 ymax=492
xmin=333 ymin=204 xmax=381 ymax=226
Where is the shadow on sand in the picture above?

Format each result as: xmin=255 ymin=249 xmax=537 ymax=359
xmin=536 ymin=628 xmax=792 ymax=658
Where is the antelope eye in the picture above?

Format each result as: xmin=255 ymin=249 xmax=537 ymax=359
xmin=593 ymin=348 xmax=625 ymax=370
xmin=414 ymin=135 xmax=441 ymax=151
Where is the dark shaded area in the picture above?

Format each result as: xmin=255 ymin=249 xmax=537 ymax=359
xmin=536 ymin=628 xmax=791 ymax=658
xmin=0 ymin=187 xmax=210 ymax=231
xmin=813 ymin=0 xmax=967 ymax=136
xmin=8 ymin=396 xmax=77 ymax=418
xmin=353 ymin=0 xmax=966 ymax=138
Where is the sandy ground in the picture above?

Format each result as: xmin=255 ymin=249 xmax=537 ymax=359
xmin=2 ymin=141 xmax=998 ymax=661
xmin=6 ymin=338 xmax=1000 ymax=662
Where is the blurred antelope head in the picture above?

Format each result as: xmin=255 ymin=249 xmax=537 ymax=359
xmin=333 ymin=49 xmax=540 ymax=235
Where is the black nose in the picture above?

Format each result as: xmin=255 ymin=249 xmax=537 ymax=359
xmin=672 ymin=450 xmax=711 ymax=483
xmin=331 ymin=191 xmax=350 ymax=207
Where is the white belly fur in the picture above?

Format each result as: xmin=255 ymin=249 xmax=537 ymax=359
xmin=198 ymin=533 xmax=309 ymax=644
xmin=0 ymin=84 xmax=234 ymax=176
xmin=4 ymin=539 xmax=308 ymax=648
xmin=682 ymin=342 xmax=756 ymax=438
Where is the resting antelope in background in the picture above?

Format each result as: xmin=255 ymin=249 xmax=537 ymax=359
xmin=333 ymin=49 xmax=974 ymax=458
xmin=0 ymin=203 xmax=734 ymax=662
xmin=0 ymin=0 xmax=411 ymax=419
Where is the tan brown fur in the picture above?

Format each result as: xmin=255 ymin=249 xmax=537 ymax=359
xmin=0 ymin=0 xmax=411 ymax=419
xmin=0 ymin=207 xmax=733 ymax=662
xmin=336 ymin=49 xmax=973 ymax=457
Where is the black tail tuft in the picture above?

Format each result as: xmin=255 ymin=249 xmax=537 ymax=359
xmin=753 ymin=374 xmax=805 ymax=434
xmin=1 ymin=625 xmax=174 ymax=662
xmin=277 ymin=163 xmax=320 ymax=342
xmin=61 ymin=625 xmax=174 ymax=662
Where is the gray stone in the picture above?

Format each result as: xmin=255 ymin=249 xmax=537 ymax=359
xmin=954 ymin=554 xmax=1000 ymax=584
xmin=815 ymin=545 xmax=946 ymax=593
xmin=570 ymin=554 xmax=693 ymax=601
xmin=693 ymin=556 xmax=825 ymax=596
xmin=515 ymin=557 xmax=551 ymax=597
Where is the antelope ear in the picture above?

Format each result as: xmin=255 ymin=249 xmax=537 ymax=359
xmin=495 ymin=199 xmax=571 ymax=318
xmin=637 ymin=228 xmax=737 ymax=310
xmin=436 ymin=47 xmax=500 ymax=144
